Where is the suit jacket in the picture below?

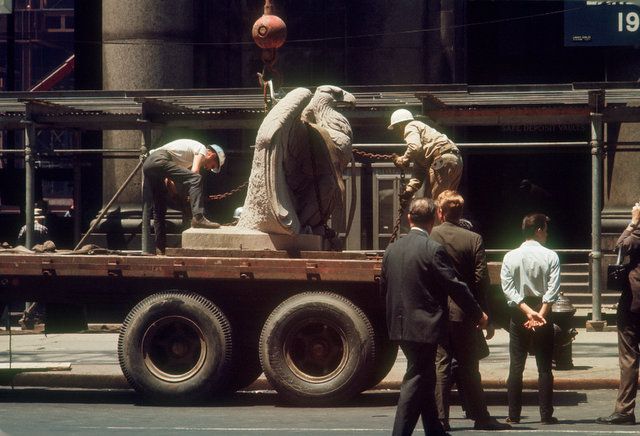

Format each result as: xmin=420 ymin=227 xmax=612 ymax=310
xmin=430 ymin=221 xmax=490 ymax=322
xmin=616 ymin=226 xmax=640 ymax=323
xmin=430 ymin=221 xmax=491 ymax=358
xmin=381 ymin=227 xmax=483 ymax=344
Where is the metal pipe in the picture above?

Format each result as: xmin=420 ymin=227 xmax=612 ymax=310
xmin=73 ymin=131 xmax=82 ymax=245
xmin=590 ymin=112 xmax=604 ymax=323
xmin=50 ymin=149 xmax=140 ymax=154
xmin=24 ymin=123 xmax=35 ymax=249
xmin=351 ymin=141 xmax=588 ymax=149
xmin=73 ymin=158 xmax=145 ymax=251
xmin=0 ymin=149 xmax=140 ymax=155
xmin=141 ymin=131 xmax=152 ymax=254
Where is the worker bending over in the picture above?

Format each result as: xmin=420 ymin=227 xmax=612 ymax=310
xmin=143 ymin=139 xmax=225 ymax=255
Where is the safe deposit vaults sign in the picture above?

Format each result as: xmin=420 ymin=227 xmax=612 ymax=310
xmin=565 ymin=1 xmax=640 ymax=46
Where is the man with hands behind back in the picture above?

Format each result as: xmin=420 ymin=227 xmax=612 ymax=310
xmin=501 ymin=213 xmax=560 ymax=425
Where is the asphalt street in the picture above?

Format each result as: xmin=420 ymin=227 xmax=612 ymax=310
xmin=0 ymin=388 xmax=636 ymax=435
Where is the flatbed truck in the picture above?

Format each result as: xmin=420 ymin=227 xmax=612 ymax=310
xmin=0 ymin=248 xmax=397 ymax=405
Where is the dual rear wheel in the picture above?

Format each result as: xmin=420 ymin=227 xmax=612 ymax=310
xmin=117 ymin=291 xmax=396 ymax=404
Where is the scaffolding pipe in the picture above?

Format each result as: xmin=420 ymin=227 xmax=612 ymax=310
xmin=141 ymin=131 xmax=152 ymax=254
xmin=73 ymin=158 xmax=145 ymax=251
xmin=73 ymin=131 xmax=82 ymax=245
xmin=24 ymin=123 xmax=35 ymax=249
xmin=590 ymin=112 xmax=604 ymax=323
xmin=350 ymin=141 xmax=589 ymax=149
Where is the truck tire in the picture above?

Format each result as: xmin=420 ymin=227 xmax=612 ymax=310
xmin=259 ymin=292 xmax=375 ymax=405
xmin=118 ymin=292 xmax=232 ymax=404
xmin=365 ymin=333 xmax=398 ymax=390
xmin=222 ymin=327 xmax=263 ymax=393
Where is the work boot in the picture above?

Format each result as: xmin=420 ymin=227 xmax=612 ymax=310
xmin=191 ymin=214 xmax=221 ymax=229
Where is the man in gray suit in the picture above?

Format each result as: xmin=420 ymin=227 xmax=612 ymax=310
xmin=381 ymin=197 xmax=488 ymax=436
xmin=431 ymin=190 xmax=510 ymax=431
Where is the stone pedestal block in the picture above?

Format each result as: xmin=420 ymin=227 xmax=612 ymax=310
xmin=182 ymin=227 xmax=324 ymax=251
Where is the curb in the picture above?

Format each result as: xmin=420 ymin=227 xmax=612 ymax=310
xmin=1 ymin=372 xmax=622 ymax=392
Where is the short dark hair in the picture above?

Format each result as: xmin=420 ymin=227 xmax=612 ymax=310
xmin=522 ymin=213 xmax=550 ymax=239
xmin=436 ymin=190 xmax=464 ymax=222
xmin=409 ymin=197 xmax=436 ymax=226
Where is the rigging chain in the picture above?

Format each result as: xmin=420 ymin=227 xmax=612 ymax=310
xmin=389 ymin=169 xmax=406 ymax=244
xmin=207 ymin=181 xmax=249 ymax=201
xmin=206 ymin=149 xmax=406 ymax=242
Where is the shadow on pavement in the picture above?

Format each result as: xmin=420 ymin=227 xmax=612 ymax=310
xmin=0 ymin=387 xmax=589 ymax=408
xmin=482 ymin=390 xmax=588 ymax=406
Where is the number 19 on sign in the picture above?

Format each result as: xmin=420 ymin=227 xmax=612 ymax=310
xmin=618 ymin=12 xmax=639 ymax=32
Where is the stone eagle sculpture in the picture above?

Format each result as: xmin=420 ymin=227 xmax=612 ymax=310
xmin=237 ymin=85 xmax=355 ymax=236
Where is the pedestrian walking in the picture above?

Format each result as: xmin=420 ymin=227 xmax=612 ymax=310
xmin=387 ymin=110 xmax=462 ymax=207
xmin=143 ymin=139 xmax=225 ymax=255
xmin=381 ymin=197 xmax=488 ymax=435
xmin=430 ymin=190 xmax=511 ymax=431
xmin=500 ymin=213 xmax=560 ymax=425
xmin=597 ymin=202 xmax=640 ymax=426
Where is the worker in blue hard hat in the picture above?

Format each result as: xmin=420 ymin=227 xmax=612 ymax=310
xmin=143 ymin=139 xmax=226 ymax=255
xmin=388 ymin=109 xmax=462 ymax=208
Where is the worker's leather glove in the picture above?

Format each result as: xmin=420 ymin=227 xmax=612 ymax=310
xmin=399 ymin=189 xmax=414 ymax=209
xmin=393 ymin=154 xmax=410 ymax=169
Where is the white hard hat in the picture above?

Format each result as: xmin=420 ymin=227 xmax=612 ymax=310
xmin=387 ymin=109 xmax=414 ymax=130
xmin=233 ymin=207 xmax=243 ymax=220
xmin=208 ymin=144 xmax=226 ymax=173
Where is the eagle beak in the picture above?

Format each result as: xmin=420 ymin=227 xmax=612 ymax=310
xmin=339 ymin=91 xmax=356 ymax=108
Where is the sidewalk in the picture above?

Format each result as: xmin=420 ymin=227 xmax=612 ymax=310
xmin=0 ymin=328 xmax=622 ymax=391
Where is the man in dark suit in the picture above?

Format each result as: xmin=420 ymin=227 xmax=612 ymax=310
xmin=430 ymin=190 xmax=511 ymax=431
xmin=597 ymin=202 xmax=640 ymax=425
xmin=381 ymin=197 xmax=488 ymax=436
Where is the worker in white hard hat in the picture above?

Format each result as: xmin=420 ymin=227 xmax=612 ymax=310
xmin=143 ymin=139 xmax=226 ymax=255
xmin=388 ymin=109 xmax=462 ymax=207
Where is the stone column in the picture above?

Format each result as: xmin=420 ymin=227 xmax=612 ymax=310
xmin=102 ymin=1 xmax=194 ymax=202
xmin=602 ymin=117 xmax=640 ymax=250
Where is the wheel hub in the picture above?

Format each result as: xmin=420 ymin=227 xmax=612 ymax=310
xmin=284 ymin=318 xmax=348 ymax=383
xmin=142 ymin=315 xmax=207 ymax=383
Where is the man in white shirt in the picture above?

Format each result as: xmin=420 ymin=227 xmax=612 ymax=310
xmin=500 ymin=213 xmax=560 ymax=425
xmin=143 ymin=139 xmax=226 ymax=254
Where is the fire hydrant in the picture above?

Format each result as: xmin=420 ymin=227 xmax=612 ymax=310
xmin=551 ymin=292 xmax=578 ymax=370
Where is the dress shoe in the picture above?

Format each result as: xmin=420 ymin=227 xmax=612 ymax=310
xmin=191 ymin=215 xmax=221 ymax=229
xmin=505 ymin=417 xmax=520 ymax=424
xmin=541 ymin=416 xmax=559 ymax=425
xmin=474 ymin=418 xmax=512 ymax=430
xmin=596 ymin=412 xmax=636 ymax=425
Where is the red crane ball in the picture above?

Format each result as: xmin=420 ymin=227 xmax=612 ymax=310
xmin=252 ymin=14 xmax=287 ymax=49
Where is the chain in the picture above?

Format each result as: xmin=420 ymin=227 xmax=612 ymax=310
xmin=352 ymin=147 xmax=406 ymax=243
xmin=389 ymin=170 xmax=406 ymax=244
xmin=352 ymin=148 xmax=396 ymax=160
xmin=207 ymin=181 xmax=249 ymax=201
